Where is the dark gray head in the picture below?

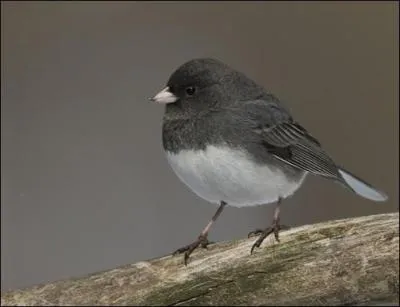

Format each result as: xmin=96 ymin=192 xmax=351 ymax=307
xmin=150 ymin=58 xmax=266 ymax=118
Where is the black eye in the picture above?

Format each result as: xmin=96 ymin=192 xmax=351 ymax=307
xmin=185 ymin=86 xmax=196 ymax=96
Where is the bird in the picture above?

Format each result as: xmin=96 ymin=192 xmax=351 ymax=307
xmin=149 ymin=58 xmax=388 ymax=265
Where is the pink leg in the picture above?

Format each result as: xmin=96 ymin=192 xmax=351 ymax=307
xmin=248 ymin=197 xmax=289 ymax=254
xmin=173 ymin=201 xmax=227 ymax=265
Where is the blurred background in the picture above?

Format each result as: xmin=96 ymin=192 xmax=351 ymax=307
xmin=1 ymin=1 xmax=398 ymax=292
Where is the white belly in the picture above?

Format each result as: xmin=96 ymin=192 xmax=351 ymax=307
xmin=165 ymin=145 xmax=307 ymax=207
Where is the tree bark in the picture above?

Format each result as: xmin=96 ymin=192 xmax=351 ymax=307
xmin=1 ymin=212 xmax=399 ymax=306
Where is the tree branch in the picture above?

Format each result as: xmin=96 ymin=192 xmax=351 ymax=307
xmin=1 ymin=212 xmax=399 ymax=306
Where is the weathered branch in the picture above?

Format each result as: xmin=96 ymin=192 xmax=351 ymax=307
xmin=1 ymin=212 xmax=399 ymax=306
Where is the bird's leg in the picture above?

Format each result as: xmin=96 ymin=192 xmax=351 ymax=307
xmin=248 ymin=197 xmax=289 ymax=254
xmin=173 ymin=201 xmax=227 ymax=265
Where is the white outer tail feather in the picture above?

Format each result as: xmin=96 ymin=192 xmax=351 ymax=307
xmin=338 ymin=168 xmax=388 ymax=202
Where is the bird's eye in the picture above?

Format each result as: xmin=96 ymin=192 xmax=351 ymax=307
xmin=185 ymin=86 xmax=196 ymax=96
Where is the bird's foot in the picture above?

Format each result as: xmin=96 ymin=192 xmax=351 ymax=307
xmin=248 ymin=220 xmax=290 ymax=254
xmin=172 ymin=234 xmax=213 ymax=265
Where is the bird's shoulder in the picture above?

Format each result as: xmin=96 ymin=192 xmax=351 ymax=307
xmin=216 ymin=97 xmax=296 ymax=131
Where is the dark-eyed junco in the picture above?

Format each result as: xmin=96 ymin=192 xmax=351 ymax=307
xmin=150 ymin=58 xmax=388 ymax=265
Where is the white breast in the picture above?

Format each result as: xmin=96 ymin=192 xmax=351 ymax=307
xmin=165 ymin=145 xmax=307 ymax=207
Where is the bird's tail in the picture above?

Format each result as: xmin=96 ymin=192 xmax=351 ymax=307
xmin=337 ymin=167 xmax=388 ymax=202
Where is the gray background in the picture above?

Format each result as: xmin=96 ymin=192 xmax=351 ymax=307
xmin=1 ymin=1 xmax=398 ymax=292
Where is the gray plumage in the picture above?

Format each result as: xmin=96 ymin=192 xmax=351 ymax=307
xmin=155 ymin=58 xmax=388 ymax=205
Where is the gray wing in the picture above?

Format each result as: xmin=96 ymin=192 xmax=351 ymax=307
xmin=238 ymin=99 xmax=342 ymax=180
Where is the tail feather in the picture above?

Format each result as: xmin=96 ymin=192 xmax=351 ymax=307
xmin=338 ymin=167 xmax=388 ymax=202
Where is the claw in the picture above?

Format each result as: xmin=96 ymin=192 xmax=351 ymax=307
xmin=249 ymin=221 xmax=288 ymax=254
xmin=172 ymin=235 xmax=210 ymax=265
xmin=247 ymin=229 xmax=264 ymax=238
